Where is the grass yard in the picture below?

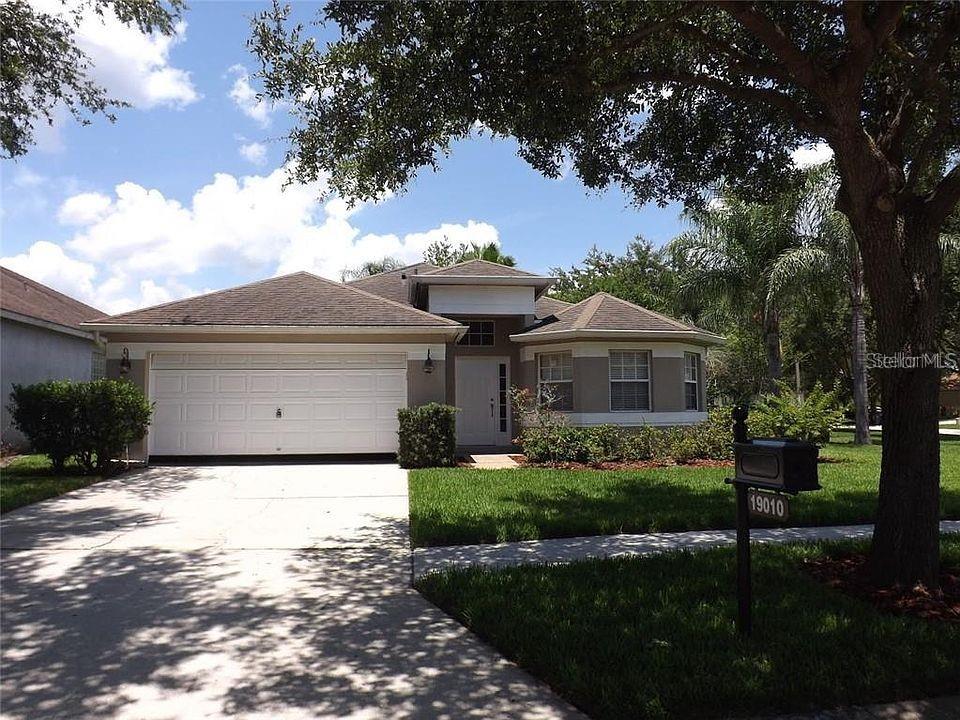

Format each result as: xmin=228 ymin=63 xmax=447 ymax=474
xmin=409 ymin=432 xmax=960 ymax=547
xmin=0 ymin=455 xmax=101 ymax=513
xmin=417 ymin=536 xmax=960 ymax=720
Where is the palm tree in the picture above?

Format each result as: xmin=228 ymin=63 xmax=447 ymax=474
xmin=340 ymin=256 xmax=404 ymax=281
xmin=669 ymin=190 xmax=803 ymax=392
xmin=766 ymin=164 xmax=872 ymax=444
xmin=423 ymin=239 xmax=517 ymax=267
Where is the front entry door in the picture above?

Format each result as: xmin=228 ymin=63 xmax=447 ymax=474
xmin=455 ymin=356 xmax=510 ymax=446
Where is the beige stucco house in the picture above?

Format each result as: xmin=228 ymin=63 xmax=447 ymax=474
xmin=83 ymin=260 xmax=722 ymax=459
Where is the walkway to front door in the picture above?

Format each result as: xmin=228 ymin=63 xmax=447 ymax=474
xmin=455 ymin=355 xmax=511 ymax=446
xmin=0 ymin=463 xmax=582 ymax=719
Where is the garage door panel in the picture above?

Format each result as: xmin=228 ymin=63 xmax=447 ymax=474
xmin=149 ymin=357 xmax=406 ymax=455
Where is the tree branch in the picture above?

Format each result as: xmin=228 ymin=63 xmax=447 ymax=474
xmin=928 ymin=164 xmax=960 ymax=226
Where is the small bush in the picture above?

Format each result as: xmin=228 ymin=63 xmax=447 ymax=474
xmin=74 ymin=380 xmax=153 ymax=475
xmin=749 ymin=382 xmax=848 ymax=445
xmin=8 ymin=379 xmax=152 ymax=475
xmin=398 ymin=403 xmax=457 ymax=468
xmin=8 ymin=381 xmax=80 ymax=473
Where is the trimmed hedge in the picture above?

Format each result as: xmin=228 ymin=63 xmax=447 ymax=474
xmin=517 ymin=408 xmax=733 ymax=464
xmin=397 ymin=403 xmax=457 ymax=468
xmin=8 ymin=379 xmax=152 ymax=475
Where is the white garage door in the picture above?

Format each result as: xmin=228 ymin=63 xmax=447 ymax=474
xmin=149 ymin=352 xmax=407 ymax=455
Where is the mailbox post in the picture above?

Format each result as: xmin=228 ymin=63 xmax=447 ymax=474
xmin=726 ymin=406 xmax=820 ymax=635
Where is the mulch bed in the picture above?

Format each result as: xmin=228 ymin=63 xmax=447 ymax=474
xmin=512 ymin=456 xmax=734 ymax=470
xmin=804 ymin=552 xmax=960 ymax=623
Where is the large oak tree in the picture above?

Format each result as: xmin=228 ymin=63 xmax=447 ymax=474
xmin=251 ymin=1 xmax=960 ymax=586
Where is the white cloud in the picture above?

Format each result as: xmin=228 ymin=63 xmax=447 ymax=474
xmin=27 ymin=0 xmax=198 ymax=127
xmin=791 ymin=143 xmax=833 ymax=168
xmin=239 ymin=141 xmax=267 ymax=166
xmin=228 ymin=65 xmax=283 ymax=127
xmin=2 ymin=165 xmax=500 ymax=314
xmin=58 ymin=192 xmax=113 ymax=225
xmin=0 ymin=241 xmax=99 ymax=306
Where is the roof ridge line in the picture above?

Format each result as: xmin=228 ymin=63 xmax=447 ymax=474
xmin=90 ymin=271 xmax=318 ymax=323
xmin=601 ymin=292 xmax=693 ymax=330
xmin=1 ymin=266 xmax=104 ymax=317
xmin=299 ymin=270 xmax=459 ymax=326
xmin=345 ymin=261 xmax=437 ymax=283
xmin=572 ymin=293 xmax=605 ymax=330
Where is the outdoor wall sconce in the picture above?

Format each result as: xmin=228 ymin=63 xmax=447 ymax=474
xmin=423 ymin=349 xmax=434 ymax=374
xmin=119 ymin=347 xmax=131 ymax=375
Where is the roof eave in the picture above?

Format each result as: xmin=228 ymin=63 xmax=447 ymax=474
xmin=82 ymin=323 xmax=466 ymax=338
xmin=2 ymin=309 xmax=97 ymax=341
xmin=509 ymin=328 xmax=726 ymax=346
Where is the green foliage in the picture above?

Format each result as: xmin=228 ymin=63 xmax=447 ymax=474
xmin=74 ymin=380 xmax=153 ymax=475
xmin=1 ymin=0 xmax=183 ymax=158
xmin=749 ymin=381 xmax=848 ymax=444
xmin=548 ymin=239 xmax=681 ymax=316
xmin=7 ymin=380 xmax=152 ymax=475
xmin=397 ymin=403 xmax=457 ymax=468
xmin=517 ymin=410 xmax=732 ymax=465
xmin=422 ymin=240 xmax=516 ymax=267
xmin=340 ymin=256 xmax=405 ymax=281
xmin=8 ymin=382 xmax=80 ymax=472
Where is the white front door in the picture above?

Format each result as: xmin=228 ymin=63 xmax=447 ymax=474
xmin=455 ymin=356 xmax=510 ymax=446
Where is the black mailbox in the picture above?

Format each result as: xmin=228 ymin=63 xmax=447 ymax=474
xmin=733 ymin=439 xmax=820 ymax=494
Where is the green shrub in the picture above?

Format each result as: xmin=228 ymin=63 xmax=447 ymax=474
xmin=8 ymin=381 xmax=80 ymax=472
xmin=621 ymin=426 xmax=657 ymax=461
xmin=8 ymin=379 xmax=152 ymax=475
xmin=749 ymin=382 xmax=848 ymax=444
xmin=397 ymin=403 xmax=457 ymax=468
xmin=74 ymin=380 xmax=153 ymax=475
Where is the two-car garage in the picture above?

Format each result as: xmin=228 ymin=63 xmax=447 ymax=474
xmin=148 ymin=351 xmax=407 ymax=456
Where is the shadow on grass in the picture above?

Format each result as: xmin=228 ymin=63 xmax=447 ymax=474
xmin=417 ymin=537 xmax=960 ymax=720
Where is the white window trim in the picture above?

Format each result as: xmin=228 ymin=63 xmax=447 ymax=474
xmin=537 ymin=351 xmax=573 ymax=411
xmin=684 ymin=352 xmax=701 ymax=411
xmin=609 ymin=349 xmax=652 ymax=412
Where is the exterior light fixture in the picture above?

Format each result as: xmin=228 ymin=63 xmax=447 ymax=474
xmin=423 ymin=349 xmax=434 ymax=374
xmin=119 ymin=347 xmax=132 ymax=375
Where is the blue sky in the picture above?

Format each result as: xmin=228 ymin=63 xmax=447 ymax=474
xmin=2 ymin=1 xmax=693 ymax=314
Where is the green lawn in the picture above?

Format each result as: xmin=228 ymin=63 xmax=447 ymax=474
xmin=0 ymin=455 xmax=101 ymax=513
xmin=410 ymin=432 xmax=960 ymax=547
xmin=417 ymin=536 xmax=960 ymax=720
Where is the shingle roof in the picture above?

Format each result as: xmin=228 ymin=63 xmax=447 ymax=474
xmin=88 ymin=271 xmax=459 ymax=327
xmin=346 ymin=262 xmax=438 ymax=304
xmin=1 ymin=266 xmax=102 ymax=330
xmin=517 ymin=292 xmax=701 ymax=336
xmin=421 ymin=259 xmax=543 ymax=277
xmin=943 ymin=373 xmax=960 ymax=391
xmin=534 ymin=295 xmax=572 ymax=319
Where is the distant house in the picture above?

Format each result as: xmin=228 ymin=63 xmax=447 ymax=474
xmin=943 ymin=373 xmax=960 ymax=416
xmin=0 ymin=267 xmax=105 ymax=448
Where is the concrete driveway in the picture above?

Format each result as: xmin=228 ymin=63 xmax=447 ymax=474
xmin=1 ymin=463 xmax=582 ymax=720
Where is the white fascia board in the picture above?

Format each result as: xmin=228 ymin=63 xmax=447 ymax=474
xmin=107 ymin=342 xmax=449 ymax=361
xmin=1 ymin=309 xmax=96 ymax=341
xmin=84 ymin=323 xmax=465 ymax=337
xmin=510 ymin=329 xmax=725 ymax=346
xmin=518 ymin=341 xmax=710 ymax=362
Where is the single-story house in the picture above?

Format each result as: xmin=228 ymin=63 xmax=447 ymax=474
xmin=1 ymin=267 xmax=106 ymax=448
xmin=83 ymin=260 xmax=723 ymax=459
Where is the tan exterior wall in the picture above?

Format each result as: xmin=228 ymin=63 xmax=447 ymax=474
xmin=106 ymin=357 xmax=149 ymax=460
xmin=652 ymin=356 xmax=685 ymax=412
xmin=573 ymin=356 xmax=610 ymax=412
xmin=407 ymin=359 xmax=446 ymax=407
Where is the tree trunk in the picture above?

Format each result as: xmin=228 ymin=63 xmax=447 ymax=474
xmin=763 ymin=306 xmax=783 ymax=391
xmin=849 ymin=206 xmax=942 ymax=588
xmin=848 ymin=245 xmax=871 ymax=445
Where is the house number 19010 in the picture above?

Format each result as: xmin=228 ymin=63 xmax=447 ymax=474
xmin=747 ymin=489 xmax=790 ymax=520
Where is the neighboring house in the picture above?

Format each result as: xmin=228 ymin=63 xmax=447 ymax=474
xmin=1 ymin=267 xmax=105 ymax=448
xmin=943 ymin=373 xmax=960 ymax=416
xmin=83 ymin=260 xmax=722 ymax=458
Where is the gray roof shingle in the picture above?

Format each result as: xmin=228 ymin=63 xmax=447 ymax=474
xmin=88 ymin=271 xmax=459 ymax=327
xmin=518 ymin=292 xmax=701 ymax=335
xmin=421 ymin=259 xmax=544 ymax=277
xmin=346 ymin=262 xmax=438 ymax=304
xmin=1 ymin=267 xmax=103 ymax=330
xmin=534 ymin=295 xmax=572 ymax=319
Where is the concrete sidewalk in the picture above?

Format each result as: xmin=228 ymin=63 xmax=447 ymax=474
xmin=413 ymin=520 xmax=960 ymax=577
